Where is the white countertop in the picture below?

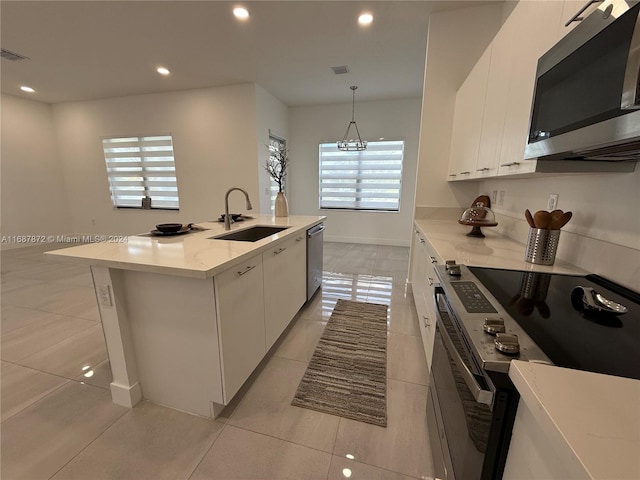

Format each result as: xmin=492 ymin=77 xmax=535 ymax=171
xmin=509 ymin=360 xmax=640 ymax=480
xmin=414 ymin=219 xmax=586 ymax=275
xmin=45 ymin=215 xmax=325 ymax=279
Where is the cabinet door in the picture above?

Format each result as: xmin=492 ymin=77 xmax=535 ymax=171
xmin=558 ymin=0 xmax=600 ymax=40
xmin=475 ymin=22 xmax=514 ymax=178
xmin=448 ymin=47 xmax=492 ymax=181
xmin=410 ymin=227 xmax=441 ymax=372
xmin=498 ymin=0 xmax=563 ymax=176
xmin=420 ymin=238 xmax=441 ymax=372
xmin=263 ymin=234 xmax=306 ymax=350
xmin=215 ymin=253 xmax=266 ymax=403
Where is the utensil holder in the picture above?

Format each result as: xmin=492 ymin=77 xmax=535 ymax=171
xmin=525 ymin=228 xmax=560 ymax=265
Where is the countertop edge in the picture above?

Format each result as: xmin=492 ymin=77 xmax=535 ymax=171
xmin=44 ymin=216 xmax=326 ymax=279
xmin=509 ymin=360 xmax=640 ymax=480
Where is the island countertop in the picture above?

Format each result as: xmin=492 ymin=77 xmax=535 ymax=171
xmin=45 ymin=215 xmax=326 ymax=279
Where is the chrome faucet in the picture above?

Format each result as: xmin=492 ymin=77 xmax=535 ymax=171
xmin=224 ymin=187 xmax=253 ymax=230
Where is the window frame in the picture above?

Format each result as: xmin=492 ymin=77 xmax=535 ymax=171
xmin=318 ymin=139 xmax=405 ymax=213
xmin=101 ymin=134 xmax=180 ymax=211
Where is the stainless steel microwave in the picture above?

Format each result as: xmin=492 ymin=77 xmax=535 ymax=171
xmin=525 ymin=0 xmax=640 ymax=162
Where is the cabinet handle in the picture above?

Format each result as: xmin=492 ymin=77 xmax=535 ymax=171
xmin=428 ymin=277 xmax=434 ymax=286
xmin=296 ymin=236 xmax=304 ymax=242
xmin=448 ymin=174 xmax=457 ymax=177
xmin=500 ymin=161 xmax=520 ymax=167
xmin=274 ymin=247 xmax=287 ymax=255
xmin=423 ymin=316 xmax=431 ymax=327
xmin=237 ymin=265 xmax=256 ymax=276
xmin=460 ymin=171 xmax=471 ymax=175
xmin=429 ymin=256 xmax=437 ymax=263
xmin=419 ymin=238 xmax=426 ymax=244
xmin=565 ymin=0 xmax=603 ymax=26
xmin=476 ymin=167 xmax=490 ymax=172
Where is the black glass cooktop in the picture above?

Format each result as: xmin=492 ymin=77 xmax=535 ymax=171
xmin=468 ymin=267 xmax=640 ymax=380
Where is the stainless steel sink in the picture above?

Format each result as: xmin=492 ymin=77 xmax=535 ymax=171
xmin=209 ymin=226 xmax=289 ymax=242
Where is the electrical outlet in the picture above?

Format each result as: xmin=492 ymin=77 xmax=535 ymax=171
xmin=548 ymin=193 xmax=559 ymax=211
xmin=98 ymin=285 xmax=112 ymax=307
xmin=498 ymin=190 xmax=505 ymax=206
xmin=491 ymin=190 xmax=498 ymax=204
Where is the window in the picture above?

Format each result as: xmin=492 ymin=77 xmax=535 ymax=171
xmin=319 ymin=140 xmax=404 ymax=211
xmin=102 ymin=135 xmax=180 ymax=210
xmin=268 ymin=135 xmax=286 ymax=212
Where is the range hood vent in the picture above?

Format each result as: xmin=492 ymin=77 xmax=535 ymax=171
xmin=1 ymin=49 xmax=29 ymax=61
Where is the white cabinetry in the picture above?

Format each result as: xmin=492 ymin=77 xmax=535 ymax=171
xmin=448 ymin=47 xmax=491 ymax=181
xmin=263 ymin=233 xmax=307 ymax=350
xmin=410 ymin=226 xmax=441 ymax=371
xmin=215 ymin=253 xmax=266 ymax=403
xmin=448 ymin=0 xmax=575 ymax=180
xmin=498 ymin=0 xmax=564 ymax=176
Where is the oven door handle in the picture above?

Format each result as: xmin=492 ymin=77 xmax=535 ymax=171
xmin=434 ymin=293 xmax=494 ymax=406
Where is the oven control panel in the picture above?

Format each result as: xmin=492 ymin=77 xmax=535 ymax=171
xmin=450 ymin=282 xmax=498 ymax=314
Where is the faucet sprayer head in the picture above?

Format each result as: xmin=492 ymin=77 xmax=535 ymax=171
xmin=246 ymin=199 xmax=253 ymax=210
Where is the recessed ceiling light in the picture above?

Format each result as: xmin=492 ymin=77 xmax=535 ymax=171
xmin=20 ymin=85 xmax=35 ymax=93
xmin=233 ymin=7 xmax=250 ymax=19
xmin=157 ymin=67 xmax=170 ymax=76
xmin=358 ymin=13 xmax=373 ymax=25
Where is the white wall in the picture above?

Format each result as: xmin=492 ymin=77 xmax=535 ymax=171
xmin=479 ymin=171 xmax=640 ymax=290
xmin=255 ymin=84 xmax=289 ymax=214
xmin=52 ymin=84 xmax=261 ymax=235
xmin=1 ymin=94 xmax=71 ymax=244
xmin=414 ymin=3 xmax=506 ymax=210
xmin=288 ymin=98 xmax=422 ymax=247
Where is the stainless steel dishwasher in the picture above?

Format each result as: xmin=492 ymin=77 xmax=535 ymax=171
xmin=306 ymin=223 xmax=325 ymax=301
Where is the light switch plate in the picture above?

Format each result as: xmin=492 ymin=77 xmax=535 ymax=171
xmin=548 ymin=193 xmax=559 ymax=210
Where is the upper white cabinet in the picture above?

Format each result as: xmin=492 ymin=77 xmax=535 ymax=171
xmin=448 ymin=0 xmax=570 ymax=180
xmin=263 ymin=233 xmax=306 ymax=350
xmin=448 ymin=47 xmax=492 ymax=181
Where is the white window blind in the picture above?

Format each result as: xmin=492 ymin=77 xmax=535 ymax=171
xmin=102 ymin=135 xmax=180 ymax=210
xmin=319 ymin=140 xmax=404 ymax=211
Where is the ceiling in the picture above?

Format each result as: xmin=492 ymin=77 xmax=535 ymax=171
xmin=1 ymin=1 xmax=491 ymax=106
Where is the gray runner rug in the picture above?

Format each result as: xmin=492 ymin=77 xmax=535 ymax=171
xmin=291 ymin=298 xmax=388 ymax=427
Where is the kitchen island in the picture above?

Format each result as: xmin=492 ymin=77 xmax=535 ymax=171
xmin=46 ymin=215 xmax=325 ymax=418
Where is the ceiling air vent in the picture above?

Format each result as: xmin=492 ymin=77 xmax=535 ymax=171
xmin=1 ymin=49 xmax=29 ymax=61
xmin=331 ymin=65 xmax=350 ymax=75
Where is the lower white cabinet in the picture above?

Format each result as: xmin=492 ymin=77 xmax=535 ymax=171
xmin=215 ymin=233 xmax=308 ymax=402
xmin=214 ymin=253 xmax=266 ymax=403
xmin=410 ymin=227 xmax=440 ymax=371
xmin=263 ymin=234 xmax=307 ymax=350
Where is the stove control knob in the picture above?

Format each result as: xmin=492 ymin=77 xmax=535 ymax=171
xmin=483 ymin=318 xmax=505 ymax=335
xmin=448 ymin=265 xmax=461 ymax=276
xmin=495 ymin=333 xmax=520 ymax=355
xmin=445 ymin=260 xmax=457 ymax=269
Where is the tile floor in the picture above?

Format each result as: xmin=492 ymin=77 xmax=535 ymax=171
xmin=1 ymin=242 xmax=434 ymax=480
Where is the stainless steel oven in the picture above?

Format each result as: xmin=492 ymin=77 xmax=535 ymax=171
xmin=428 ymin=288 xmax=519 ymax=480
xmin=427 ymin=262 xmax=640 ymax=480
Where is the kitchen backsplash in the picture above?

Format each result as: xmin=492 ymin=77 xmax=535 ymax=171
xmin=492 ymin=212 xmax=639 ymax=292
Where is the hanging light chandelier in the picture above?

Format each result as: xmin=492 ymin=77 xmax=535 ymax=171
xmin=337 ymin=85 xmax=367 ymax=151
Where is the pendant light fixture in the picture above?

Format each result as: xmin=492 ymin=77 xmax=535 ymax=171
xmin=337 ymin=85 xmax=367 ymax=151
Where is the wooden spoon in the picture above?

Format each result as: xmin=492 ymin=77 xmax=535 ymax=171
xmin=556 ymin=211 xmax=572 ymax=229
xmin=533 ymin=210 xmax=552 ymax=229
xmin=550 ymin=209 xmax=564 ymax=229
xmin=525 ymin=209 xmax=536 ymax=228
